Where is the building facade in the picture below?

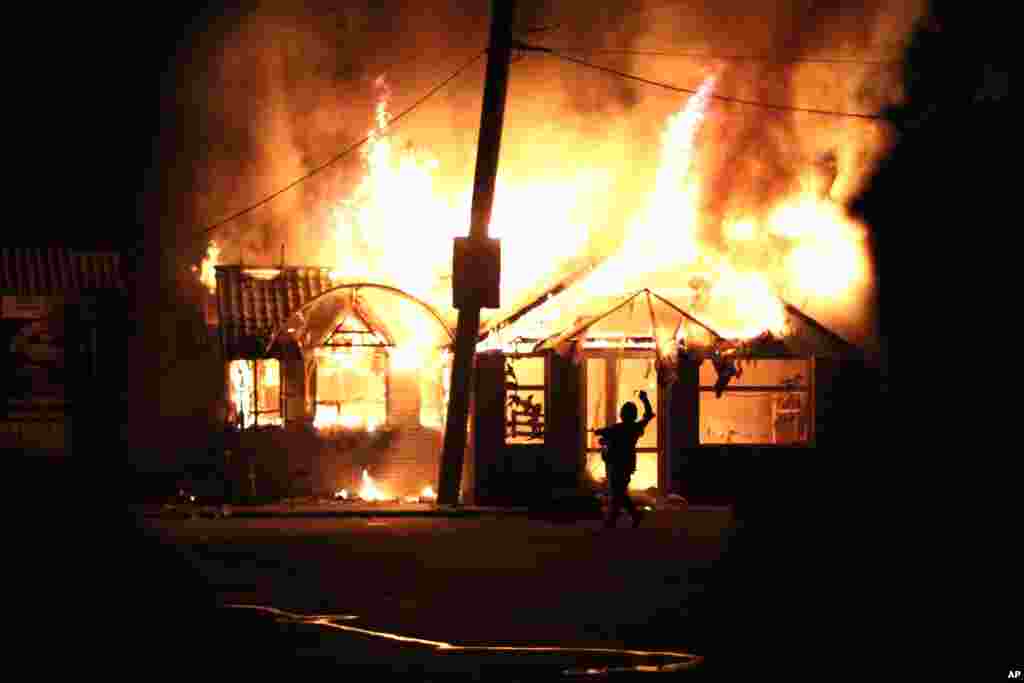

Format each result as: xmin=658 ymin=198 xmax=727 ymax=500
xmin=211 ymin=265 xmax=871 ymax=505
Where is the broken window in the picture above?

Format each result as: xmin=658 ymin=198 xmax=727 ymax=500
xmin=698 ymin=358 xmax=812 ymax=444
xmin=504 ymin=355 xmax=546 ymax=444
xmin=228 ymin=358 xmax=282 ymax=429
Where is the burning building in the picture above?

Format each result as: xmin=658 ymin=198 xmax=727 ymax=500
xmin=194 ymin=43 xmax=892 ymax=505
xmin=205 ymin=251 xmax=868 ymax=505
xmin=210 ymin=264 xmax=451 ymax=502
xmin=469 ymin=286 xmax=867 ymax=505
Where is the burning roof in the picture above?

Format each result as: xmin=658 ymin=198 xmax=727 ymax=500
xmin=487 ymin=286 xmax=860 ymax=362
xmin=267 ymin=282 xmax=454 ymax=358
xmin=214 ymin=265 xmax=335 ymax=359
xmin=201 ymin=65 xmax=881 ymax=364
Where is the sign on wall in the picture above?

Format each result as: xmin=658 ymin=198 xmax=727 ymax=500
xmin=1 ymin=296 xmax=68 ymax=450
xmin=1 ymin=296 xmax=52 ymax=320
xmin=2 ymin=297 xmax=67 ymax=402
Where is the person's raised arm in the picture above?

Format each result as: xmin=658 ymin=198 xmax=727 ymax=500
xmin=638 ymin=390 xmax=655 ymax=428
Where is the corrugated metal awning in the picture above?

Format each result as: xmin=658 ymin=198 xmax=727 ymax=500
xmin=0 ymin=248 xmax=123 ymax=294
xmin=215 ymin=265 xmax=336 ymax=359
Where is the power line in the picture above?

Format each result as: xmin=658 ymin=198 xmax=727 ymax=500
xmin=539 ymin=46 xmax=902 ymax=66
xmin=198 ymin=50 xmax=486 ymax=238
xmin=524 ymin=46 xmax=885 ymax=120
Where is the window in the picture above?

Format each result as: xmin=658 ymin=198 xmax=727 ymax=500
xmin=699 ymin=358 xmax=812 ymax=445
xmin=228 ymin=359 xmax=282 ymax=429
xmin=505 ymin=355 xmax=546 ymax=444
xmin=313 ymin=347 xmax=388 ymax=432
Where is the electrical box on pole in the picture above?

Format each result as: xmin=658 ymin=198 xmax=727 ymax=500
xmin=452 ymin=237 xmax=501 ymax=310
xmin=437 ymin=0 xmax=516 ymax=506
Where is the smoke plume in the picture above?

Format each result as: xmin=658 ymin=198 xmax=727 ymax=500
xmin=162 ymin=0 xmax=927 ymax=347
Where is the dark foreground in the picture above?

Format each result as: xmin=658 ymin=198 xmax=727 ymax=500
xmin=71 ymin=498 xmax=881 ymax=681
xmin=140 ymin=512 xmax=725 ymax=679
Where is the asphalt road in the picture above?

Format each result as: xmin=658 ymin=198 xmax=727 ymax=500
xmin=145 ymin=512 xmax=728 ymax=643
xmin=112 ymin=511 xmax=731 ymax=678
xmin=83 ymin=497 xmax=880 ymax=680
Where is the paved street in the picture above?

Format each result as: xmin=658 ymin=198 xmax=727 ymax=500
xmin=142 ymin=511 xmax=731 ymax=651
xmin=96 ymin=491 xmax=879 ymax=680
xmin=106 ymin=510 xmax=740 ymax=678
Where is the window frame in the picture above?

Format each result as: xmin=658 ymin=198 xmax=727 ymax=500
xmin=228 ymin=358 xmax=283 ymax=429
xmin=312 ymin=346 xmax=390 ymax=431
xmin=503 ymin=352 xmax=548 ymax=445
xmin=581 ymin=349 xmax=662 ymax=490
xmin=697 ymin=356 xmax=815 ymax=446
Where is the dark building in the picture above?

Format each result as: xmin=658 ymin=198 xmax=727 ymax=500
xmin=1 ymin=248 xmax=127 ymax=457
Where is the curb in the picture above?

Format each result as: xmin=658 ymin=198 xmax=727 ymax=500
xmin=140 ymin=505 xmax=533 ymax=520
xmin=140 ymin=503 xmax=721 ymax=520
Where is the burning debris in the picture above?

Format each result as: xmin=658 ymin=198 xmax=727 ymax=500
xmin=710 ymin=348 xmax=742 ymax=398
xmin=332 ymin=471 xmax=438 ymax=504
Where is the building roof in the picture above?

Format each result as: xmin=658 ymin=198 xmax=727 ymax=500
xmin=0 ymin=248 xmax=123 ymax=295
xmin=215 ymin=263 xmax=863 ymax=364
xmin=516 ymin=288 xmax=861 ymax=362
xmin=215 ymin=265 xmax=336 ymax=359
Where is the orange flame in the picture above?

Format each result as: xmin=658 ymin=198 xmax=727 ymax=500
xmin=359 ymin=468 xmax=391 ymax=502
xmin=210 ymin=73 xmax=874 ymax=443
xmin=193 ymin=241 xmax=220 ymax=294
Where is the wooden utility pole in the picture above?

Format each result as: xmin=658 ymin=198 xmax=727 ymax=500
xmin=437 ymin=0 xmax=516 ymax=505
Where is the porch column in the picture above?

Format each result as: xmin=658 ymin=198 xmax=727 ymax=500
xmin=303 ymin=354 xmax=318 ymax=426
xmin=666 ymin=356 xmax=700 ymax=497
xmin=548 ymin=350 xmax=585 ymax=494
xmin=470 ymin=352 xmax=505 ymax=505
xmin=282 ymin=356 xmax=306 ymax=431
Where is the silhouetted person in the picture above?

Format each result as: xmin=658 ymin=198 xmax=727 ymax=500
xmin=595 ymin=390 xmax=654 ymax=528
